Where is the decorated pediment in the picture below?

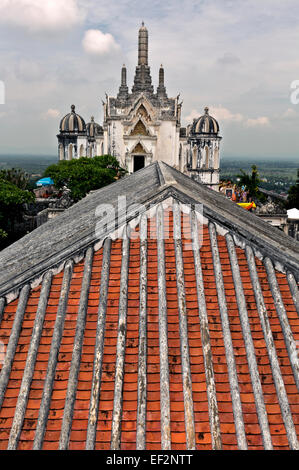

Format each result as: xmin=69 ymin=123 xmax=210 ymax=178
xmin=136 ymin=104 xmax=151 ymax=122
xmin=130 ymin=119 xmax=150 ymax=136
xmin=128 ymin=94 xmax=156 ymax=121
xmin=131 ymin=142 xmax=147 ymax=154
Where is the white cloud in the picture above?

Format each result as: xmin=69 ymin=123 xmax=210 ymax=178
xmin=1 ymin=0 xmax=299 ymax=157
xmin=16 ymin=59 xmax=44 ymax=81
xmin=209 ymin=106 xmax=244 ymax=123
xmin=42 ymin=108 xmax=60 ymax=120
xmin=184 ymin=109 xmax=203 ymax=122
xmin=245 ymin=116 xmax=270 ymax=127
xmin=185 ymin=106 xmax=244 ymax=125
xmin=282 ymin=108 xmax=298 ymax=119
xmin=0 ymin=0 xmax=82 ymax=32
xmin=185 ymin=106 xmax=271 ymax=134
xmin=82 ymin=29 xmax=120 ymax=56
xmin=0 ymin=81 xmax=5 ymax=105
xmin=217 ymin=53 xmax=241 ymax=66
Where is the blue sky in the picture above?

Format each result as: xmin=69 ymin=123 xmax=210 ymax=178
xmin=0 ymin=0 xmax=299 ymax=159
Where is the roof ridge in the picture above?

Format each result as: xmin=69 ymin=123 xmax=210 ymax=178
xmin=157 ymin=161 xmax=178 ymax=186
xmin=0 ymin=162 xmax=298 ymax=301
xmin=159 ymin=162 xmax=299 ymax=253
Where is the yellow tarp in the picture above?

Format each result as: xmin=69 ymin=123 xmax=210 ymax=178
xmin=237 ymin=202 xmax=256 ymax=210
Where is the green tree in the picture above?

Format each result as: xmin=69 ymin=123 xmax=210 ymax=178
xmin=237 ymin=165 xmax=265 ymax=201
xmin=0 ymin=178 xmax=35 ymax=248
xmin=287 ymin=169 xmax=299 ymax=209
xmin=0 ymin=167 xmax=30 ymax=190
xmin=44 ymin=155 xmax=126 ymax=202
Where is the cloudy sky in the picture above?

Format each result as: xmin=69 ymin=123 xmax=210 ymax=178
xmin=0 ymin=0 xmax=299 ymax=159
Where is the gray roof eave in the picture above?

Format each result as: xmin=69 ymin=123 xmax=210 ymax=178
xmin=0 ymin=162 xmax=298 ymax=299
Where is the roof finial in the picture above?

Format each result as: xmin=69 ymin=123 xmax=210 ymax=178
xmin=204 ymin=106 xmax=209 ymax=114
xmin=71 ymin=104 xmax=75 ymax=113
xmin=142 ymin=21 xmax=144 ymax=27
xmin=157 ymin=64 xmax=167 ymax=97
xmin=159 ymin=64 xmax=164 ymax=85
xmin=121 ymin=63 xmax=127 ymax=87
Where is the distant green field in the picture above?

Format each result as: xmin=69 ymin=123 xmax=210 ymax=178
xmin=220 ymin=159 xmax=298 ymax=193
xmin=0 ymin=155 xmax=57 ymax=182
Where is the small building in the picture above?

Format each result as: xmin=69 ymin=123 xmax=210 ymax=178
xmin=186 ymin=107 xmax=222 ymax=191
xmin=256 ymin=211 xmax=289 ymax=235
xmin=288 ymin=208 xmax=299 ymax=241
xmin=33 ymin=177 xmax=55 ymax=199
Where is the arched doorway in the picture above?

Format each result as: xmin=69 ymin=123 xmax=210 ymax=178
xmin=133 ymin=155 xmax=145 ymax=172
xmin=130 ymin=142 xmax=147 ymax=173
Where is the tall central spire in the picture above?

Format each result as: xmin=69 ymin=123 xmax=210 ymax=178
xmin=138 ymin=22 xmax=148 ymax=66
xmin=132 ymin=22 xmax=153 ymax=94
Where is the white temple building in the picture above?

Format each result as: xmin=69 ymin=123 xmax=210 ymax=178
xmin=57 ymin=23 xmax=222 ymax=191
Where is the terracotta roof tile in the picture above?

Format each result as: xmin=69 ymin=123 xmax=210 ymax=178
xmin=0 ymin=162 xmax=298 ymax=450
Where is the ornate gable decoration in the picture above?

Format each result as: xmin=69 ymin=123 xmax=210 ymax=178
xmin=127 ymin=94 xmax=156 ymax=121
xmin=130 ymin=119 xmax=150 ymax=136
xmin=136 ymin=104 xmax=151 ymax=122
xmin=131 ymin=142 xmax=147 ymax=154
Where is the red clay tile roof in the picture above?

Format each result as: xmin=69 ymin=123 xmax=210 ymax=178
xmin=0 ymin=162 xmax=298 ymax=451
xmin=0 ymin=201 xmax=298 ymax=450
